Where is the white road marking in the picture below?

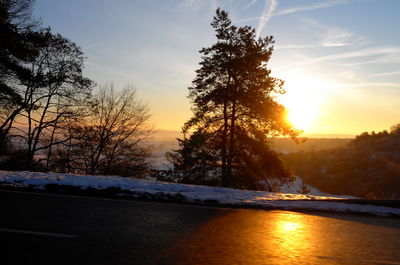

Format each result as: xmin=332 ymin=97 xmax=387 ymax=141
xmin=0 ymin=228 xmax=76 ymax=238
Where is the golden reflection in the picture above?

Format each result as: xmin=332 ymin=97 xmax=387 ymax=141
xmin=167 ymin=210 xmax=318 ymax=265
xmin=279 ymin=220 xmax=301 ymax=232
xmin=164 ymin=210 xmax=400 ymax=265
xmin=270 ymin=211 xmax=311 ymax=261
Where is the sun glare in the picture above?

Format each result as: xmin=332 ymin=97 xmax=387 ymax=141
xmin=279 ymin=74 xmax=333 ymax=132
xmin=286 ymin=105 xmax=317 ymax=131
xmin=279 ymin=220 xmax=301 ymax=232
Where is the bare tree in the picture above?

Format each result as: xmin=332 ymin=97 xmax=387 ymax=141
xmin=60 ymin=84 xmax=152 ymax=177
xmin=6 ymin=30 xmax=93 ymax=167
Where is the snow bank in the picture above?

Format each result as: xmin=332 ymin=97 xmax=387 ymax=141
xmin=279 ymin=176 xmax=329 ymax=196
xmin=1 ymin=170 xmax=399 ymax=216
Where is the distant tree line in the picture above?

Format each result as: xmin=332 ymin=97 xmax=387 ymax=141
xmin=272 ymin=137 xmax=351 ymax=153
xmin=0 ymin=0 xmax=151 ymax=177
xmin=283 ymin=125 xmax=400 ymax=198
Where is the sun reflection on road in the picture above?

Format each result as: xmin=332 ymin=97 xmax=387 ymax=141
xmin=162 ymin=210 xmax=400 ymax=265
xmin=279 ymin=220 xmax=301 ymax=232
xmin=269 ymin=212 xmax=312 ymax=262
xmin=165 ymin=210 xmax=318 ymax=265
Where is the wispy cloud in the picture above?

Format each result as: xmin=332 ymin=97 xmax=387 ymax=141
xmin=321 ymin=28 xmax=361 ymax=47
xmin=244 ymin=0 xmax=259 ymax=9
xmin=234 ymin=16 xmax=261 ymax=24
xmin=300 ymin=17 xmax=365 ymax=48
xmin=83 ymin=42 xmax=104 ymax=50
xmin=275 ymin=44 xmax=321 ymax=49
xmin=373 ymin=71 xmax=400 ymax=77
xmin=343 ymin=54 xmax=400 ymax=66
xmin=256 ymin=0 xmax=278 ymax=38
xmin=309 ymin=46 xmax=400 ymax=66
xmin=275 ymin=46 xmax=400 ymax=73
xmin=341 ymin=46 xmax=398 ymax=60
xmin=273 ymin=17 xmax=364 ymax=51
xmin=347 ymin=82 xmax=400 ymax=88
xmin=175 ymin=0 xmax=198 ymax=12
xmin=174 ymin=0 xmax=219 ymax=13
xmin=252 ymin=0 xmax=349 ymax=37
xmin=274 ymin=0 xmax=348 ymax=16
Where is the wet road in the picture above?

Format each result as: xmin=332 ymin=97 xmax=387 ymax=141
xmin=2 ymin=190 xmax=400 ymax=265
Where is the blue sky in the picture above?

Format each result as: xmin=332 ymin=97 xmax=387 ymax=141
xmin=33 ymin=0 xmax=400 ymax=135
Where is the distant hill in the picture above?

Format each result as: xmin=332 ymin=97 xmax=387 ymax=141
xmin=302 ymin=133 xmax=354 ymax=138
xmin=283 ymin=130 xmax=400 ymax=198
xmin=271 ymin=137 xmax=351 ymax=153
xmin=147 ymin=130 xmax=352 ymax=170
xmin=150 ymin=130 xmax=352 ymax=153
xmin=149 ymin=130 xmax=183 ymax=142
xmin=149 ymin=129 xmax=400 ymax=198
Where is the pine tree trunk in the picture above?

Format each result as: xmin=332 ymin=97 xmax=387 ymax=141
xmin=227 ymin=99 xmax=236 ymax=186
xmin=221 ymin=99 xmax=228 ymax=186
xmin=221 ymin=75 xmax=231 ymax=186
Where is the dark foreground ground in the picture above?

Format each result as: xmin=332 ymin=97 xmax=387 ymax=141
xmin=2 ymin=190 xmax=400 ymax=265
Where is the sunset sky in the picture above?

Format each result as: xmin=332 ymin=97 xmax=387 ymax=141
xmin=34 ymin=0 xmax=400 ymax=136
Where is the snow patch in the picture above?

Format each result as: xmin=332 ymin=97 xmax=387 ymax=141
xmin=279 ymin=176 xmax=329 ymax=196
xmin=1 ymin=170 xmax=399 ymax=216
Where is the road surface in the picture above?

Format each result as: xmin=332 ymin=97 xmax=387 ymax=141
xmin=2 ymin=190 xmax=400 ymax=265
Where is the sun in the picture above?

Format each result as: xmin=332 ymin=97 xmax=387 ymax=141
xmin=286 ymin=104 xmax=318 ymax=131
xmin=278 ymin=74 xmax=330 ymax=132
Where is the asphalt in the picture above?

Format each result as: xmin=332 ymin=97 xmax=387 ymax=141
xmin=2 ymin=190 xmax=400 ymax=265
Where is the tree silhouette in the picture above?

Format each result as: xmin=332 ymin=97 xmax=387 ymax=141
xmin=169 ymin=9 xmax=299 ymax=190
xmin=56 ymin=85 xmax=152 ymax=177
xmin=4 ymin=29 xmax=93 ymax=167
xmin=0 ymin=0 xmax=43 ymax=141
